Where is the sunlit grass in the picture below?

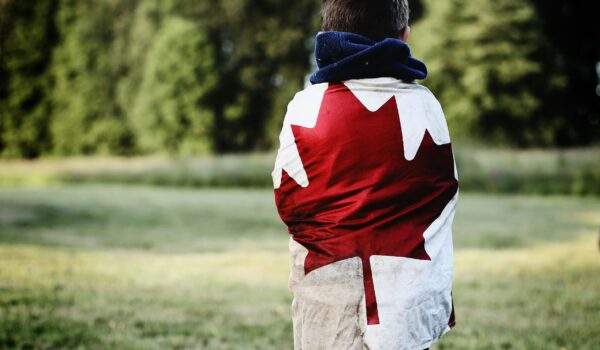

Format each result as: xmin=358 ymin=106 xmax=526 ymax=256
xmin=446 ymin=235 xmax=600 ymax=349
xmin=1 ymin=147 xmax=599 ymax=194
xmin=0 ymin=154 xmax=276 ymax=188
xmin=0 ymin=186 xmax=599 ymax=349
xmin=0 ymin=245 xmax=292 ymax=349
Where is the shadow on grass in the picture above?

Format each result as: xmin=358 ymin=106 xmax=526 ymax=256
xmin=0 ymin=186 xmax=288 ymax=254
xmin=0 ymin=202 xmax=100 ymax=229
xmin=1 ymin=187 xmax=598 ymax=254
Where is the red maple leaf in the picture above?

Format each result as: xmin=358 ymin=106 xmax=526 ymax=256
xmin=275 ymin=83 xmax=458 ymax=325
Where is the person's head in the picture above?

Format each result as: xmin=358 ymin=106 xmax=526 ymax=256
xmin=321 ymin=0 xmax=411 ymax=42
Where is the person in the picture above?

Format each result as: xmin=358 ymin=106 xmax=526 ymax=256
xmin=272 ymin=1 xmax=459 ymax=349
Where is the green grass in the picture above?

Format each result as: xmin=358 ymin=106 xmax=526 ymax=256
xmin=1 ymin=147 xmax=599 ymax=195
xmin=0 ymin=185 xmax=599 ymax=349
xmin=0 ymin=154 xmax=275 ymax=189
xmin=454 ymin=147 xmax=600 ymax=195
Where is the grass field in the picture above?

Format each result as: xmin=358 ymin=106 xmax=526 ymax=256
xmin=1 ymin=147 xmax=599 ymax=195
xmin=0 ymin=185 xmax=599 ymax=349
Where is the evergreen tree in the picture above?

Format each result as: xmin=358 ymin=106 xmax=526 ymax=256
xmin=412 ymin=0 xmax=567 ymax=146
xmin=131 ymin=17 xmax=217 ymax=154
xmin=1 ymin=0 xmax=596 ymax=158
xmin=50 ymin=0 xmax=136 ymax=155
xmin=0 ymin=0 xmax=321 ymax=157
xmin=0 ymin=0 xmax=57 ymax=158
xmin=114 ymin=0 xmax=167 ymax=133
xmin=198 ymin=0 xmax=321 ymax=151
xmin=529 ymin=0 xmax=600 ymax=145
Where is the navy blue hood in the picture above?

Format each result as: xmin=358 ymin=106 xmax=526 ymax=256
xmin=309 ymin=31 xmax=427 ymax=84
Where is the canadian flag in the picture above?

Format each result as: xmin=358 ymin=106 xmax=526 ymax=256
xmin=273 ymin=77 xmax=459 ymax=350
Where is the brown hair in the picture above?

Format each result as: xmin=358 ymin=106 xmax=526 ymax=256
xmin=321 ymin=0 xmax=410 ymax=41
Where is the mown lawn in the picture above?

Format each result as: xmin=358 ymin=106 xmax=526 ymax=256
xmin=0 ymin=185 xmax=598 ymax=349
xmin=1 ymin=147 xmax=599 ymax=195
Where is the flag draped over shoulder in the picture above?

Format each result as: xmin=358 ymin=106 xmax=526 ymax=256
xmin=272 ymin=32 xmax=459 ymax=350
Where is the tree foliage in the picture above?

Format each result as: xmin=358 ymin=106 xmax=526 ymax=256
xmin=529 ymin=0 xmax=600 ymax=145
xmin=0 ymin=0 xmax=57 ymax=158
xmin=203 ymin=0 xmax=320 ymax=151
xmin=50 ymin=0 xmax=137 ymax=155
xmin=412 ymin=0 xmax=575 ymax=146
xmin=0 ymin=0 xmax=320 ymax=158
xmin=131 ymin=17 xmax=217 ymax=154
xmin=0 ymin=0 xmax=597 ymax=158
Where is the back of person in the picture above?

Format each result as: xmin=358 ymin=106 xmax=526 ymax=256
xmin=272 ymin=1 xmax=459 ymax=349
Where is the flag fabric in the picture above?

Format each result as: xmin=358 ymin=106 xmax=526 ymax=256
xmin=272 ymin=32 xmax=459 ymax=350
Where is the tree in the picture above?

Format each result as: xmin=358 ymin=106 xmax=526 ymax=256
xmin=0 ymin=0 xmax=323 ymax=157
xmin=0 ymin=0 xmax=57 ymax=158
xmin=131 ymin=17 xmax=217 ymax=154
xmin=199 ymin=0 xmax=321 ymax=152
xmin=50 ymin=0 xmax=136 ymax=155
xmin=412 ymin=0 xmax=569 ymax=146
xmin=529 ymin=0 xmax=600 ymax=145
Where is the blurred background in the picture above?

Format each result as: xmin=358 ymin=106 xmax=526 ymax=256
xmin=0 ymin=0 xmax=599 ymax=349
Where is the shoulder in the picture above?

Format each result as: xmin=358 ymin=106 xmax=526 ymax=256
xmin=398 ymin=82 xmax=441 ymax=104
xmin=393 ymin=82 xmax=446 ymax=119
xmin=288 ymin=83 xmax=329 ymax=107
xmin=283 ymin=83 xmax=329 ymax=126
